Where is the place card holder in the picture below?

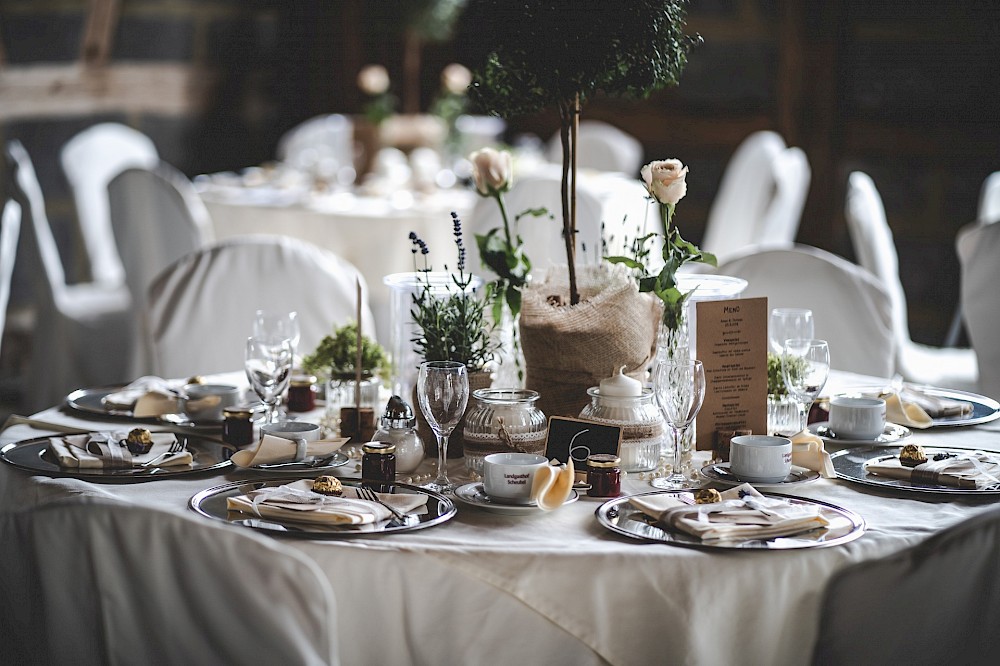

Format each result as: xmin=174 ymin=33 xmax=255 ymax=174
xmin=544 ymin=416 xmax=623 ymax=483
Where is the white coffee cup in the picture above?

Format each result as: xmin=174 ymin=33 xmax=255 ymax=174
xmin=829 ymin=396 xmax=886 ymax=440
xmin=482 ymin=453 xmax=548 ymax=503
xmin=260 ymin=420 xmax=322 ymax=442
xmin=183 ymin=384 xmax=242 ymax=422
xmin=729 ymin=435 xmax=793 ymax=484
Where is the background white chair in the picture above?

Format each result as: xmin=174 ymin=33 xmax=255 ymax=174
xmin=812 ymin=504 xmax=1000 ymax=665
xmin=147 ymin=235 xmax=375 ymax=378
xmin=0 ymin=497 xmax=338 ymax=665
xmin=60 ymin=122 xmax=159 ymax=289
xmin=6 ymin=140 xmax=131 ymax=410
xmin=957 ymin=222 xmax=1000 ymax=399
xmin=700 ymin=131 xmax=811 ymax=265
xmin=977 ymin=170 xmax=1000 ymax=225
xmin=277 ymin=114 xmax=354 ymax=181
xmin=845 ymin=171 xmax=977 ymax=389
xmin=108 ymin=163 xmax=215 ymax=376
xmin=546 ymin=120 xmax=644 ymax=176
xmin=0 ymin=200 xmax=21 ymax=357
xmin=715 ymin=245 xmax=895 ymax=376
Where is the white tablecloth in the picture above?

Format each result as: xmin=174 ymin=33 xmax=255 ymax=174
xmin=3 ymin=372 xmax=1000 ymax=665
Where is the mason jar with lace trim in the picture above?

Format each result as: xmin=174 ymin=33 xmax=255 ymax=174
xmin=579 ymin=387 xmax=664 ymax=472
xmin=463 ymin=389 xmax=547 ymax=475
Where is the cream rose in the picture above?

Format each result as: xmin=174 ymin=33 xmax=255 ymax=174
xmin=469 ymin=147 xmax=513 ymax=196
xmin=641 ymin=159 xmax=688 ymax=205
xmin=357 ymin=64 xmax=390 ymax=96
xmin=441 ymin=63 xmax=472 ymax=95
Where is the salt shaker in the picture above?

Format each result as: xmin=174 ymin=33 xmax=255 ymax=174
xmin=372 ymin=395 xmax=424 ymax=474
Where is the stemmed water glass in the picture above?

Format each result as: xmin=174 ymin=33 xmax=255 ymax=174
xmin=769 ymin=308 xmax=814 ymax=355
xmin=781 ymin=338 xmax=830 ymax=432
xmin=651 ymin=359 xmax=706 ymax=490
xmin=416 ymin=361 xmax=469 ymax=494
xmin=245 ymin=336 xmax=293 ymax=425
xmin=253 ymin=310 xmax=301 ymax=359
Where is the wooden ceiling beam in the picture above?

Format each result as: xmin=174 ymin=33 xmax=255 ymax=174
xmin=80 ymin=0 xmax=121 ymax=67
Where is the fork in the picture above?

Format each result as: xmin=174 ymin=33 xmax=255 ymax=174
xmin=140 ymin=438 xmax=186 ymax=467
xmin=356 ymin=485 xmax=408 ymax=523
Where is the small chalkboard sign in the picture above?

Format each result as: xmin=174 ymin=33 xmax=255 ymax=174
xmin=544 ymin=416 xmax=623 ymax=470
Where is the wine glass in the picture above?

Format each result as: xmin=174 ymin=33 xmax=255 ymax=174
xmin=245 ymin=336 xmax=293 ymax=425
xmin=781 ymin=338 xmax=830 ymax=432
xmin=253 ymin=310 xmax=301 ymax=359
xmin=769 ymin=308 xmax=814 ymax=355
xmin=651 ymin=359 xmax=706 ymax=490
xmin=416 ymin=361 xmax=469 ymax=494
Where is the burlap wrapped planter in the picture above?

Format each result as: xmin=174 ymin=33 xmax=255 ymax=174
xmin=520 ymin=265 xmax=661 ymax=418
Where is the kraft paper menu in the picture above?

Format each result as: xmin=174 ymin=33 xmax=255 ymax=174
xmin=695 ymin=297 xmax=768 ymax=450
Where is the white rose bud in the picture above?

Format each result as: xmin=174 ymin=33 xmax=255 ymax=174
xmin=441 ymin=63 xmax=472 ymax=95
xmin=469 ymin=147 xmax=513 ymax=196
xmin=357 ymin=64 xmax=390 ymax=96
xmin=641 ymin=159 xmax=689 ymax=205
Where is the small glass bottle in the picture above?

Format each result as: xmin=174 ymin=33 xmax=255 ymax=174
xmin=587 ymin=454 xmax=622 ymax=498
xmin=222 ymin=406 xmax=255 ymax=448
xmin=362 ymin=442 xmax=396 ymax=490
xmin=287 ymin=374 xmax=317 ymax=412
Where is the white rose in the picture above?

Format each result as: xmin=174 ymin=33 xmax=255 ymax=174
xmin=641 ymin=159 xmax=688 ymax=205
xmin=357 ymin=64 xmax=390 ymax=95
xmin=469 ymin=147 xmax=513 ymax=196
xmin=441 ymin=63 xmax=472 ymax=95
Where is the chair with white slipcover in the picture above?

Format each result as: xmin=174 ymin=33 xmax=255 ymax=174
xmin=546 ymin=120 xmax=644 ymax=176
xmin=700 ymin=131 xmax=811 ymax=265
xmin=108 ymin=163 xmax=215 ymax=376
xmin=6 ymin=140 xmax=131 ymax=410
xmin=277 ymin=114 xmax=354 ymax=179
xmin=0 ymin=497 xmax=339 ymax=665
xmin=812 ymin=504 xmax=1000 ymax=665
xmin=147 ymin=235 xmax=375 ymax=378
xmin=844 ymin=171 xmax=977 ymax=389
xmin=60 ymin=122 xmax=159 ymax=288
xmin=0 ymin=200 xmax=21 ymax=357
xmin=956 ymin=221 xmax=1000 ymax=399
xmin=715 ymin=245 xmax=895 ymax=377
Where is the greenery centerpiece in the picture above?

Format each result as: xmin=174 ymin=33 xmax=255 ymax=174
xmin=302 ymin=322 xmax=388 ymax=426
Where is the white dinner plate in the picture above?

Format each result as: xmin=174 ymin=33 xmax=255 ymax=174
xmin=808 ymin=421 xmax=912 ymax=446
xmin=453 ymin=482 xmax=579 ymax=515
xmin=699 ymin=462 xmax=821 ymax=488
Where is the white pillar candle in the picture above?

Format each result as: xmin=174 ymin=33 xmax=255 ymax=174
xmin=599 ymin=365 xmax=643 ymax=397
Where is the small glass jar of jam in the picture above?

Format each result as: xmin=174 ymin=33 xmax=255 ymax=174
xmin=586 ymin=454 xmax=622 ymax=498
xmin=223 ymin=406 xmax=255 ymax=448
xmin=361 ymin=442 xmax=396 ymax=489
xmin=287 ymin=374 xmax=317 ymax=412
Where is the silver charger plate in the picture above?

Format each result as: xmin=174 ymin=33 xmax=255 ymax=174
xmin=246 ymin=451 xmax=351 ymax=474
xmin=65 ymin=385 xmax=262 ymax=428
xmin=453 ymin=482 xmax=579 ymax=515
xmin=699 ymin=462 xmax=821 ymax=488
xmin=911 ymin=387 xmax=1000 ymax=428
xmin=809 ymin=421 xmax=912 ymax=446
xmin=595 ymin=490 xmax=865 ymax=550
xmin=0 ymin=434 xmax=232 ymax=480
xmin=830 ymin=445 xmax=1000 ymax=495
xmin=189 ymin=477 xmax=456 ymax=538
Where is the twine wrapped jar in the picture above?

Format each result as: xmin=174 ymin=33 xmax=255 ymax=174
xmin=579 ymin=387 xmax=664 ymax=472
xmin=462 ymin=389 xmax=547 ymax=475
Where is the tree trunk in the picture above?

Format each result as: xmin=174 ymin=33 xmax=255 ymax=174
xmin=558 ymin=97 xmax=581 ymax=305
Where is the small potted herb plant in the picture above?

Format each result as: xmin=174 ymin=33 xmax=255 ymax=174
xmin=302 ymin=322 xmax=388 ymax=419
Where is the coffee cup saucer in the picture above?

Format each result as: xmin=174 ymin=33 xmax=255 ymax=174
xmin=808 ymin=421 xmax=912 ymax=446
xmin=699 ymin=462 xmax=820 ymax=488
xmin=454 ymin=482 xmax=579 ymax=515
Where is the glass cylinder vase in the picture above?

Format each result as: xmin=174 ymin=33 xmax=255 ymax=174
xmin=767 ymin=394 xmax=802 ymax=437
xmin=462 ymin=388 xmax=547 ymax=474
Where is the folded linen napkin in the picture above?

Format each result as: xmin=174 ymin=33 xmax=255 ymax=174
xmin=864 ymin=451 xmax=1000 ymax=489
xmin=226 ymin=479 xmax=428 ymax=526
xmin=530 ymin=458 xmax=575 ymax=511
xmin=630 ymin=484 xmax=829 ymax=543
xmin=103 ymin=376 xmax=181 ymax=418
xmin=230 ymin=434 xmax=348 ymax=468
xmin=867 ymin=387 xmax=972 ymax=429
xmin=48 ymin=432 xmax=192 ymax=469
xmin=790 ymin=429 xmax=835 ymax=478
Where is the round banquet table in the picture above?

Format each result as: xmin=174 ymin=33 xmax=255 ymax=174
xmin=2 ymin=371 xmax=999 ymax=665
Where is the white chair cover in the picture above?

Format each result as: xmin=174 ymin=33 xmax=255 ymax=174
xmin=812 ymin=504 xmax=1000 ymax=665
xmin=60 ymin=123 xmax=159 ymax=287
xmin=957 ymin=222 xmax=1000 ymax=399
xmin=277 ymin=114 xmax=354 ymax=177
xmin=0 ymin=497 xmax=338 ymax=665
xmin=148 ymin=235 xmax=375 ymax=378
xmin=978 ymin=170 xmax=1000 ymax=225
xmin=716 ymin=245 xmax=895 ymax=376
xmin=845 ymin=171 xmax=977 ymax=389
xmin=108 ymin=163 xmax=215 ymax=376
xmin=0 ymin=200 xmax=21 ymax=357
xmin=6 ymin=140 xmax=132 ymax=410
xmin=546 ymin=120 xmax=644 ymax=176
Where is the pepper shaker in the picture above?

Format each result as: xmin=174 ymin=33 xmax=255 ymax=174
xmin=372 ymin=395 xmax=424 ymax=474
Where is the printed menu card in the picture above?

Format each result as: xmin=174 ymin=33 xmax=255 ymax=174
xmin=695 ymin=297 xmax=768 ymax=450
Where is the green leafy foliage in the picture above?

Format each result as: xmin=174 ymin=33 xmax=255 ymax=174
xmin=302 ymin=322 xmax=387 ymax=381
xmin=768 ymin=352 xmax=807 ymax=397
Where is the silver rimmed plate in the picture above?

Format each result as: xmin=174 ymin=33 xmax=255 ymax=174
xmin=595 ymin=490 xmax=865 ymax=550
xmin=0 ymin=434 xmax=232 ymax=480
xmin=454 ymin=482 xmax=579 ymax=515
xmin=910 ymin=387 xmax=1000 ymax=428
xmin=699 ymin=462 xmax=821 ymax=488
xmin=830 ymin=445 xmax=1000 ymax=495
xmin=809 ymin=421 xmax=912 ymax=446
xmin=190 ymin=478 xmax=456 ymax=537
xmin=65 ymin=386 xmax=262 ymax=428
xmin=246 ymin=452 xmax=351 ymax=474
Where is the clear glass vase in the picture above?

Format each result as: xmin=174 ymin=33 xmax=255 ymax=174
xmin=579 ymin=387 xmax=664 ymax=472
xmin=655 ymin=308 xmax=695 ymax=477
xmin=767 ymin=394 xmax=803 ymax=437
xmin=462 ymin=388 xmax=547 ymax=474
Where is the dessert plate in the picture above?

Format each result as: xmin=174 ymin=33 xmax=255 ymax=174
xmin=808 ymin=421 xmax=911 ymax=446
xmin=699 ymin=462 xmax=820 ymax=488
xmin=453 ymin=482 xmax=579 ymax=515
